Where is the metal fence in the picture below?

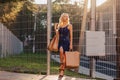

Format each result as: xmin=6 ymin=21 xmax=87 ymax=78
xmin=51 ymin=0 xmax=117 ymax=80
xmin=84 ymin=0 xmax=116 ymax=79
xmin=0 ymin=0 xmax=119 ymax=80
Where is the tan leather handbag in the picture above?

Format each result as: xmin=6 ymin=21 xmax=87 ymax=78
xmin=65 ymin=51 xmax=80 ymax=69
xmin=48 ymin=33 xmax=59 ymax=52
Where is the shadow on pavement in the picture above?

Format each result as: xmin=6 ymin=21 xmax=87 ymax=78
xmin=39 ymin=75 xmax=47 ymax=80
xmin=64 ymin=77 xmax=81 ymax=80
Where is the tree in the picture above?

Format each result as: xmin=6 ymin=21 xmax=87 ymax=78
xmin=0 ymin=0 xmax=27 ymax=3
xmin=53 ymin=0 xmax=70 ymax=4
xmin=0 ymin=0 xmax=38 ymax=41
xmin=0 ymin=0 xmax=38 ymax=26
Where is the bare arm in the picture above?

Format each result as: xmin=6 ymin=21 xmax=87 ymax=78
xmin=54 ymin=23 xmax=59 ymax=35
xmin=69 ymin=24 xmax=73 ymax=49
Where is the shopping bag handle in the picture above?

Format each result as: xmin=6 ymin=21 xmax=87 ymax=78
xmin=69 ymin=49 xmax=73 ymax=51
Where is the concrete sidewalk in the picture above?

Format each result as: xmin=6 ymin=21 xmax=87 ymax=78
xmin=0 ymin=71 xmax=92 ymax=80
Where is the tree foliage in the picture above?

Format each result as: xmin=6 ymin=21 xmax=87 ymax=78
xmin=0 ymin=0 xmax=39 ymax=42
xmin=53 ymin=0 xmax=70 ymax=4
xmin=0 ymin=1 xmax=38 ymax=26
xmin=0 ymin=0 xmax=27 ymax=3
xmin=52 ymin=2 xmax=83 ymax=25
xmin=38 ymin=1 xmax=83 ymax=28
xmin=0 ymin=2 xmax=24 ymax=25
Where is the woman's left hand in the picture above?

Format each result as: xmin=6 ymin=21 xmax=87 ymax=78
xmin=69 ymin=44 xmax=73 ymax=50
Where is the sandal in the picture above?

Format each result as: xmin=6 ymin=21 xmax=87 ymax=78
xmin=58 ymin=69 xmax=64 ymax=80
xmin=58 ymin=74 xmax=64 ymax=80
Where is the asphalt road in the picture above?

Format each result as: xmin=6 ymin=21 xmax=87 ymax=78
xmin=80 ymin=56 xmax=116 ymax=77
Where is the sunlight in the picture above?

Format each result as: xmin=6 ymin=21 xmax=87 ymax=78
xmin=34 ymin=0 xmax=47 ymax=4
xmin=34 ymin=0 xmax=107 ymax=8
xmin=88 ymin=0 xmax=107 ymax=8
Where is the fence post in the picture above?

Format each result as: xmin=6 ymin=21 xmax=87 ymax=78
xmin=90 ymin=0 xmax=96 ymax=78
xmin=33 ymin=13 xmax=36 ymax=53
xmin=115 ymin=0 xmax=120 ymax=79
xmin=113 ymin=0 xmax=116 ymax=35
xmin=47 ymin=0 xmax=52 ymax=75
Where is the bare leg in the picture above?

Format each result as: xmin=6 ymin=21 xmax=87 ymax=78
xmin=59 ymin=46 xmax=65 ymax=77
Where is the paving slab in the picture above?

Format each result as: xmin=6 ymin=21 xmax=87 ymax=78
xmin=40 ymin=75 xmax=94 ymax=80
xmin=0 ymin=71 xmax=93 ymax=80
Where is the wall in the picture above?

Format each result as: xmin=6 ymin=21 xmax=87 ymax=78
xmin=0 ymin=23 xmax=23 ymax=57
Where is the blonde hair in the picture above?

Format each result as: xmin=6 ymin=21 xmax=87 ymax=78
xmin=58 ymin=13 xmax=70 ymax=27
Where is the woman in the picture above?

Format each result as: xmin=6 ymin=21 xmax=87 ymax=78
xmin=54 ymin=13 xmax=73 ymax=79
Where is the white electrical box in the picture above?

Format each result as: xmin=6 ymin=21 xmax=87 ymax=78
xmin=85 ymin=31 xmax=105 ymax=56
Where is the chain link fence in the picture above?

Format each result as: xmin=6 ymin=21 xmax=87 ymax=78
xmin=0 ymin=0 xmax=119 ymax=80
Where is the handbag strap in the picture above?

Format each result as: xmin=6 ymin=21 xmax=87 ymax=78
xmin=55 ymin=23 xmax=59 ymax=31
xmin=69 ymin=49 xmax=73 ymax=52
xmin=55 ymin=23 xmax=59 ymax=36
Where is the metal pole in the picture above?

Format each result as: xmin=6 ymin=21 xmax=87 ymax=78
xmin=90 ymin=0 xmax=96 ymax=78
xmin=99 ymin=12 xmax=103 ymax=31
xmin=114 ymin=0 xmax=120 ymax=79
xmin=1 ymin=23 xmax=3 ymax=58
xmin=47 ymin=0 xmax=52 ymax=75
xmin=113 ymin=0 xmax=116 ymax=35
xmin=33 ymin=13 xmax=36 ymax=53
xmin=90 ymin=0 xmax=96 ymax=31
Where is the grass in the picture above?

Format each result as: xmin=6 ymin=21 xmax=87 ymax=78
xmin=0 ymin=53 xmax=104 ymax=80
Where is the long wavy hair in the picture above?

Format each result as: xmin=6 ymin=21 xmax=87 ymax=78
xmin=58 ymin=13 xmax=70 ymax=27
